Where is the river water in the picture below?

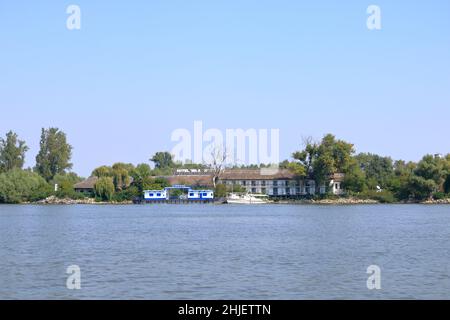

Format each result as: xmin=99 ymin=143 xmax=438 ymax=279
xmin=0 ymin=204 xmax=449 ymax=299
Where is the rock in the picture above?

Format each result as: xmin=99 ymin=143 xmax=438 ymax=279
xmin=277 ymin=197 xmax=379 ymax=205
xmin=33 ymin=196 xmax=132 ymax=205
xmin=422 ymin=198 xmax=450 ymax=204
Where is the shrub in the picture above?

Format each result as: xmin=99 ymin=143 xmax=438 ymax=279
xmin=112 ymin=186 xmax=140 ymax=202
xmin=358 ymin=190 xmax=396 ymax=203
xmin=214 ymin=184 xmax=227 ymax=198
xmin=52 ymin=173 xmax=83 ymax=199
xmin=433 ymin=192 xmax=446 ymax=200
xmin=0 ymin=169 xmax=51 ymax=203
xmin=94 ymin=177 xmax=115 ymax=201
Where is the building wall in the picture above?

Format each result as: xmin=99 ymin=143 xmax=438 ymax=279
xmin=220 ymin=179 xmax=330 ymax=196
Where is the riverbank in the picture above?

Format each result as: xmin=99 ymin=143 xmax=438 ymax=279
xmin=421 ymin=198 xmax=450 ymax=204
xmin=11 ymin=196 xmax=450 ymax=205
xmin=276 ymin=198 xmax=379 ymax=205
xmin=30 ymin=196 xmax=132 ymax=205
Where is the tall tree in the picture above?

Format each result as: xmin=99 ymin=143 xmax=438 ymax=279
xmin=205 ymin=145 xmax=228 ymax=188
xmin=0 ymin=131 xmax=29 ymax=172
xmin=92 ymin=165 xmax=113 ymax=177
xmin=111 ymin=163 xmax=133 ymax=191
xmin=35 ymin=128 xmax=73 ymax=181
xmin=150 ymin=152 xmax=175 ymax=169
xmin=292 ymin=134 xmax=355 ymax=187
xmin=130 ymin=163 xmax=152 ymax=193
xmin=414 ymin=154 xmax=447 ymax=188
xmin=354 ymin=153 xmax=394 ymax=189
xmin=94 ymin=177 xmax=115 ymax=201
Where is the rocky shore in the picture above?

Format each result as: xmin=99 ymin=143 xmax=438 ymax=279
xmin=277 ymin=197 xmax=379 ymax=205
xmin=421 ymin=198 xmax=450 ymax=204
xmin=32 ymin=196 xmax=132 ymax=205
xmin=27 ymin=196 xmax=450 ymax=205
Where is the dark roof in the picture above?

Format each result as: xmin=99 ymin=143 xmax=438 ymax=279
xmin=161 ymin=168 xmax=297 ymax=184
xmin=74 ymin=176 xmax=98 ymax=190
xmin=164 ymin=175 xmax=214 ymax=187
xmin=220 ymin=169 xmax=296 ymax=180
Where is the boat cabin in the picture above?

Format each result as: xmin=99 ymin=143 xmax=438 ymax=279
xmin=187 ymin=190 xmax=214 ymax=200
xmin=143 ymin=190 xmax=167 ymax=200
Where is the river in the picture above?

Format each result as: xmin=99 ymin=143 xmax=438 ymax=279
xmin=0 ymin=204 xmax=449 ymax=299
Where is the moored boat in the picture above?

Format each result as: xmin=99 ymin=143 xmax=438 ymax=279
xmin=226 ymin=193 xmax=271 ymax=204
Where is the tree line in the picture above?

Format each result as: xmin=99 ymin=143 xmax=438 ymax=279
xmin=286 ymin=134 xmax=450 ymax=202
xmin=0 ymin=130 xmax=449 ymax=203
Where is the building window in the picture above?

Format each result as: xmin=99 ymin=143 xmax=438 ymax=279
xmin=242 ymin=181 xmax=246 ymax=186
xmin=273 ymin=187 xmax=278 ymax=195
xmin=273 ymin=181 xmax=278 ymax=186
xmin=286 ymin=188 xmax=291 ymax=195
xmin=251 ymin=181 xmax=256 ymax=186
xmin=261 ymin=181 xmax=266 ymax=186
xmin=252 ymin=188 xmax=257 ymax=193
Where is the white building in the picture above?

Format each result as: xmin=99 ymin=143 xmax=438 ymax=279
xmin=219 ymin=169 xmax=344 ymax=196
xmin=161 ymin=169 xmax=345 ymax=197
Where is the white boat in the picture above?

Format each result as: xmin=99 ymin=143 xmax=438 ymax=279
xmin=226 ymin=193 xmax=271 ymax=204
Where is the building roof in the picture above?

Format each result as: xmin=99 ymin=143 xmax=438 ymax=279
xmin=74 ymin=176 xmax=98 ymax=190
xmin=161 ymin=168 xmax=297 ymax=186
xmin=164 ymin=175 xmax=214 ymax=187
xmin=220 ymin=168 xmax=296 ymax=180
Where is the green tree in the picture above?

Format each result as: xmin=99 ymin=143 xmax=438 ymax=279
xmin=150 ymin=152 xmax=174 ymax=169
xmin=0 ymin=131 xmax=29 ymax=173
xmin=35 ymin=128 xmax=73 ymax=181
xmin=406 ymin=175 xmax=437 ymax=200
xmin=92 ymin=165 xmax=112 ymax=177
xmin=414 ymin=154 xmax=447 ymax=188
xmin=130 ymin=163 xmax=152 ymax=193
xmin=111 ymin=163 xmax=134 ymax=191
xmin=343 ymin=162 xmax=367 ymax=193
xmin=94 ymin=177 xmax=115 ymax=201
xmin=286 ymin=162 xmax=307 ymax=178
xmin=292 ymin=134 xmax=355 ymax=187
xmin=354 ymin=153 xmax=394 ymax=189
xmin=292 ymin=139 xmax=318 ymax=176
xmin=52 ymin=173 xmax=83 ymax=198
xmin=214 ymin=184 xmax=227 ymax=198
xmin=0 ymin=169 xmax=51 ymax=203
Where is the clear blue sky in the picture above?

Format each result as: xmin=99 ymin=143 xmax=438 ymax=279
xmin=1 ymin=1 xmax=449 ymax=177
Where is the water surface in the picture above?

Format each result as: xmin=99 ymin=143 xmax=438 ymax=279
xmin=0 ymin=204 xmax=449 ymax=299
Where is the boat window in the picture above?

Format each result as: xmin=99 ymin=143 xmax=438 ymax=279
xmin=149 ymin=193 xmax=154 ymax=197
xmin=189 ymin=193 xmax=194 ymax=197
xmin=157 ymin=193 xmax=161 ymax=196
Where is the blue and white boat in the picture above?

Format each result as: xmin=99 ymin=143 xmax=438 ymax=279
xmin=187 ymin=190 xmax=214 ymax=200
xmin=143 ymin=186 xmax=214 ymax=202
xmin=143 ymin=190 xmax=168 ymax=201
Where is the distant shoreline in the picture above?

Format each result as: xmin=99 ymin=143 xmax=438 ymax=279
xmin=3 ymin=196 xmax=449 ymax=206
